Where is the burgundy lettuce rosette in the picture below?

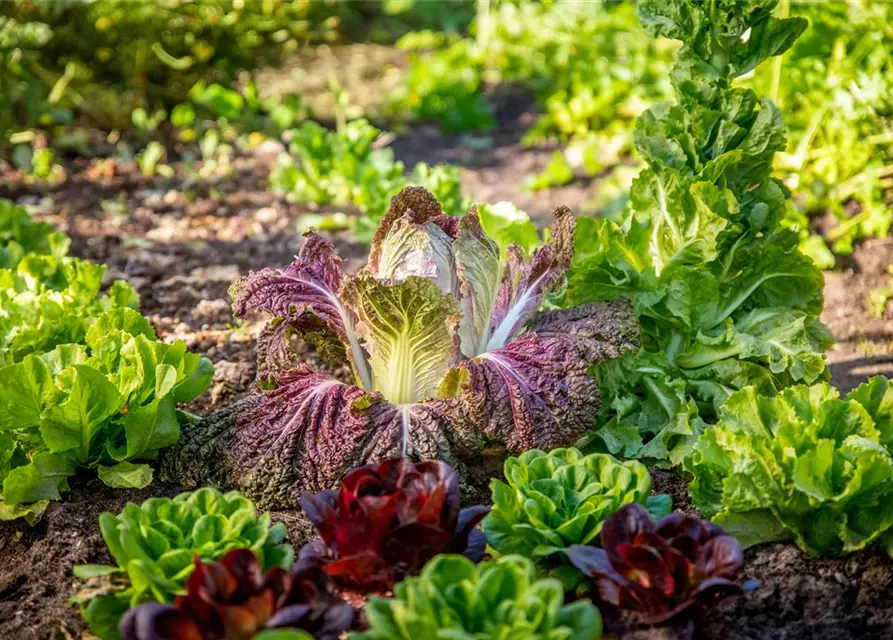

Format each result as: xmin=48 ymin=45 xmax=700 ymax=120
xmin=120 ymin=549 xmax=354 ymax=640
xmin=299 ymin=457 xmax=489 ymax=591
xmin=569 ymin=503 xmax=756 ymax=625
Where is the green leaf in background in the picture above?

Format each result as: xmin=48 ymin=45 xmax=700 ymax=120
xmin=269 ymin=119 xmax=469 ymax=240
xmin=189 ymin=82 xmax=245 ymax=120
xmin=97 ymin=461 xmax=153 ymax=489
xmin=475 ymin=201 xmax=541 ymax=256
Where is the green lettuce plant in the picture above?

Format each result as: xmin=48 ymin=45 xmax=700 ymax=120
xmin=0 ymin=307 xmax=213 ymax=521
xmin=73 ymin=487 xmax=294 ymax=640
xmin=0 ymin=253 xmax=139 ymax=365
xmin=0 ymin=201 xmax=141 ymax=365
xmin=483 ymin=448 xmax=670 ymax=577
xmin=564 ymin=0 xmax=832 ymax=466
xmin=354 ymin=554 xmax=602 ymax=640
xmin=687 ymin=376 xmax=893 ymax=557
xmin=0 ymin=199 xmax=68 ymax=269
xmin=269 ymin=118 xmax=468 ymax=241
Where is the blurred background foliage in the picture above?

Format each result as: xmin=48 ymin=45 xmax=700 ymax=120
xmin=0 ymin=0 xmax=890 ymax=270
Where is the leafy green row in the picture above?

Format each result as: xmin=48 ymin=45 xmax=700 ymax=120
xmin=77 ymin=447 xmax=764 ymax=639
xmin=269 ymin=118 xmax=468 ymax=242
xmin=748 ymin=1 xmax=893 ymax=266
xmin=0 ymin=0 xmax=432 ymax=140
xmin=0 ymin=252 xmax=139 ymax=366
xmin=0 ymin=199 xmax=67 ymax=268
xmin=389 ymin=1 xmax=674 ymax=190
xmin=1 ymin=199 xmax=139 ymax=366
xmin=0 ymin=201 xmax=213 ymax=522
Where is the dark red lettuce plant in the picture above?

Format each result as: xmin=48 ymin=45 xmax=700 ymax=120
xmin=119 ymin=549 xmax=354 ymax=640
xmin=299 ymin=457 xmax=489 ymax=591
xmin=568 ymin=504 xmax=755 ymax=625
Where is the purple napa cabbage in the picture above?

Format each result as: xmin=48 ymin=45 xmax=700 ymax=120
xmin=164 ymin=187 xmax=639 ymax=507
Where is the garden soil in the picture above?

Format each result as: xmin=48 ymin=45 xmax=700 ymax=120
xmin=2 ymin=114 xmax=893 ymax=639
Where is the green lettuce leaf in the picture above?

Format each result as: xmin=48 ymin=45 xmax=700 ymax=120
xmin=483 ymin=447 xmax=666 ymax=574
xmin=687 ymin=378 xmax=893 ymax=556
xmin=0 ymin=307 xmax=213 ymax=517
xmin=0 ymin=253 xmax=139 ymax=365
xmin=355 ymin=554 xmax=602 ymax=640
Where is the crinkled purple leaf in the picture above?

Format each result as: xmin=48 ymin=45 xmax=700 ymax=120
xmin=441 ymin=300 xmax=639 ymax=452
xmin=231 ymin=231 xmax=371 ymax=389
xmin=368 ymin=186 xmax=459 ymax=276
xmin=164 ymin=365 xmax=369 ymax=506
xmin=484 ymin=206 xmax=575 ymax=352
xmin=164 ymin=375 xmax=482 ymax=508
xmin=368 ymin=188 xmax=460 ymax=297
xmin=353 ymin=394 xmax=478 ymax=463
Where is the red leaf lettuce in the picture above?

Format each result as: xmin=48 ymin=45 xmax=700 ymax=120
xmin=568 ymin=503 xmax=755 ymax=625
xmin=299 ymin=457 xmax=488 ymax=591
xmin=119 ymin=549 xmax=354 ymax=640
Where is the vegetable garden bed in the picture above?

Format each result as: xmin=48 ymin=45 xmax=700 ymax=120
xmin=2 ymin=2 xmax=893 ymax=639
xmin=1 ymin=131 xmax=892 ymax=638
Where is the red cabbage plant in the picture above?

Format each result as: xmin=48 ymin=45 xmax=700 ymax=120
xmin=299 ymin=457 xmax=489 ymax=591
xmin=163 ymin=187 xmax=639 ymax=506
xmin=119 ymin=549 xmax=355 ymax=640
xmin=568 ymin=504 xmax=756 ymax=625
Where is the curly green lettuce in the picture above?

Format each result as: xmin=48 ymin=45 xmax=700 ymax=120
xmin=0 ymin=253 xmax=139 ymax=365
xmin=0 ymin=308 xmax=213 ymax=521
xmin=687 ymin=377 xmax=893 ymax=557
